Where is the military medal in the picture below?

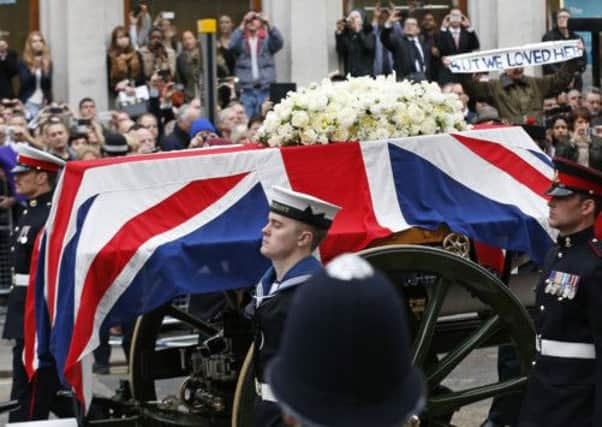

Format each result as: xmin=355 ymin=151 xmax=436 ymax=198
xmin=544 ymin=270 xmax=580 ymax=300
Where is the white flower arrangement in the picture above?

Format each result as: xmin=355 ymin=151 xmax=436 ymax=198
xmin=256 ymin=75 xmax=467 ymax=147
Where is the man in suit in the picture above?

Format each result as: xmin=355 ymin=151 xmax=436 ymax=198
xmin=436 ymin=8 xmax=480 ymax=85
xmin=542 ymin=8 xmax=586 ymax=90
xmin=380 ymin=14 xmax=431 ymax=82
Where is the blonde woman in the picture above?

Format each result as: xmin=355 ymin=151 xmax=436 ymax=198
xmin=18 ymin=31 xmax=52 ymax=118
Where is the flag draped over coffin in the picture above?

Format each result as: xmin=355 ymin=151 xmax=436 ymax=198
xmin=24 ymin=126 xmax=555 ymax=409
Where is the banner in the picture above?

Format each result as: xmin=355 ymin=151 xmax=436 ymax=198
xmin=447 ymin=40 xmax=582 ymax=74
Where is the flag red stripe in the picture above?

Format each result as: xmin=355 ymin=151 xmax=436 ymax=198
xmin=452 ymin=133 xmax=551 ymax=197
xmin=47 ymin=166 xmax=86 ymax=323
xmin=23 ymin=228 xmax=44 ymax=379
xmin=64 ymin=173 xmax=248 ymax=390
xmin=281 ymin=142 xmax=390 ymax=262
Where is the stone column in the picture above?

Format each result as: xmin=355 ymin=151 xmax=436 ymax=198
xmin=39 ymin=0 xmax=123 ymax=111
xmin=263 ymin=0 xmax=342 ymax=87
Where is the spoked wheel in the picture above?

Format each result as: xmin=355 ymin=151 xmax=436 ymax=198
xmin=129 ymin=303 xmax=220 ymax=425
xmin=356 ymin=244 xmax=536 ymax=426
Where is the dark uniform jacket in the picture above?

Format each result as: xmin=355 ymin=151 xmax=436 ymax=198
xmin=251 ymin=255 xmax=323 ymax=382
xmin=518 ymin=227 xmax=602 ymax=427
xmin=2 ymin=191 xmax=53 ymax=340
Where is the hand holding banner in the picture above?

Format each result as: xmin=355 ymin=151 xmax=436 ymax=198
xmin=445 ymin=39 xmax=583 ymax=74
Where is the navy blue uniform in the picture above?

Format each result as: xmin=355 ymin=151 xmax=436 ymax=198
xmin=518 ymin=227 xmax=602 ymax=427
xmin=250 ymin=256 xmax=323 ymax=427
xmin=2 ymin=191 xmax=72 ymax=421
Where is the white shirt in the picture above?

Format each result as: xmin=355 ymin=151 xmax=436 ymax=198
xmin=450 ymin=27 xmax=461 ymax=48
xmin=410 ymin=37 xmax=424 ymax=72
xmin=249 ymin=35 xmax=260 ymax=81
xmin=28 ymin=68 xmax=44 ymax=105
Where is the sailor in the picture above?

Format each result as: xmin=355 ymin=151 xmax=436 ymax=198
xmin=2 ymin=144 xmax=71 ymax=421
xmin=266 ymin=253 xmax=425 ymax=427
xmin=250 ymin=185 xmax=340 ymax=427
xmin=518 ymin=157 xmax=602 ymax=427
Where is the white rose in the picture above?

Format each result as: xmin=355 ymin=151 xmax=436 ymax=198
xmin=263 ymin=113 xmax=280 ymax=133
xmin=291 ymin=111 xmax=310 ymax=128
xmin=338 ymin=108 xmax=357 ymax=128
xmin=267 ymin=135 xmax=282 ymax=147
xmin=407 ymin=104 xmax=425 ymax=124
xmin=331 ymin=128 xmax=350 ymax=142
xmin=300 ymin=128 xmax=318 ymax=145
xmin=420 ymin=118 xmax=438 ymax=135
xmin=308 ymin=94 xmax=329 ymax=112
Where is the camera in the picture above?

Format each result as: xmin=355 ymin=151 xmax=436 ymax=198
xmin=77 ymin=118 xmax=92 ymax=126
xmin=49 ymin=106 xmax=63 ymax=114
xmin=6 ymin=126 xmax=15 ymax=139
xmin=157 ymin=69 xmax=171 ymax=80
xmin=449 ymin=14 xmax=462 ymax=23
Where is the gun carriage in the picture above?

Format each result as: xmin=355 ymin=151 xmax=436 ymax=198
xmin=6 ymin=126 xmax=550 ymax=427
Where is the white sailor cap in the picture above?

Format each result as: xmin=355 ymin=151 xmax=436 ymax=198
xmin=269 ymin=186 xmax=341 ymax=230
xmin=12 ymin=143 xmax=65 ymax=174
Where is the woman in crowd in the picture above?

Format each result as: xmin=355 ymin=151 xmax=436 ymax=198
xmin=546 ymin=116 xmax=570 ymax=154
xmin=217 ymin=15 xmax=236 ymax=78
xmin=176 ymin=30 xmax=203 ymax=103
xmin=107 ymin=26 xmax=145 ymax=103
xmin=138 ymin=27 xmax=176 ymax=82
xmin=18 ymin=31 xmax=52 ymax=118
xmin=156 ymin=16 xmax=179 ymax=52
xmin=555 ymin=108 xmax=602 ymax=169
xmin=218 ymin=15 xmax=234 ymax=49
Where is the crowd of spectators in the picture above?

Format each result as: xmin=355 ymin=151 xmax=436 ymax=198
xmin=335 ymin=4 xmax=602 ymax=166
xmin=0 ymin=3 xmax=596 ymax=179
xmin=0 ymin=4 xmax=598 ymax=203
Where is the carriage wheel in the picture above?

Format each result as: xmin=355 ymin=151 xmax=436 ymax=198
xmin=358 ymin=244 xmax=535 ymax=425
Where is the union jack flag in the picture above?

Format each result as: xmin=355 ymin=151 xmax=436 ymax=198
xmin=25 ymin=127 xmax=555 ymax=409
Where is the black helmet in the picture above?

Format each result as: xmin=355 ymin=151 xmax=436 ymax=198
xmin=266 ymin=253 xmax=425 ymax=427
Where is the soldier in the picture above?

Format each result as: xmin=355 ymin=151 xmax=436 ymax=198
xmin=517 ymin=157 xmax=602 ymax=427
xmin=266 ymin=253 xmax=425 ymax=427
xmin=2 ymin=144 xmax=71 ymax=422
xmin=250 ymin=185 xmax=340 ymax=427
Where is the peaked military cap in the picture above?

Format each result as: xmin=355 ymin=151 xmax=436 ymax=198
xmin=12 ymin=143 xmax=65 ymax=174
xmin=269 ymin=186 xmax=341 ymax=230
xmin=266 ymin=253 xmax=425 ymax=427
xmin=546 ymin=156 xmax=602 ymax=197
